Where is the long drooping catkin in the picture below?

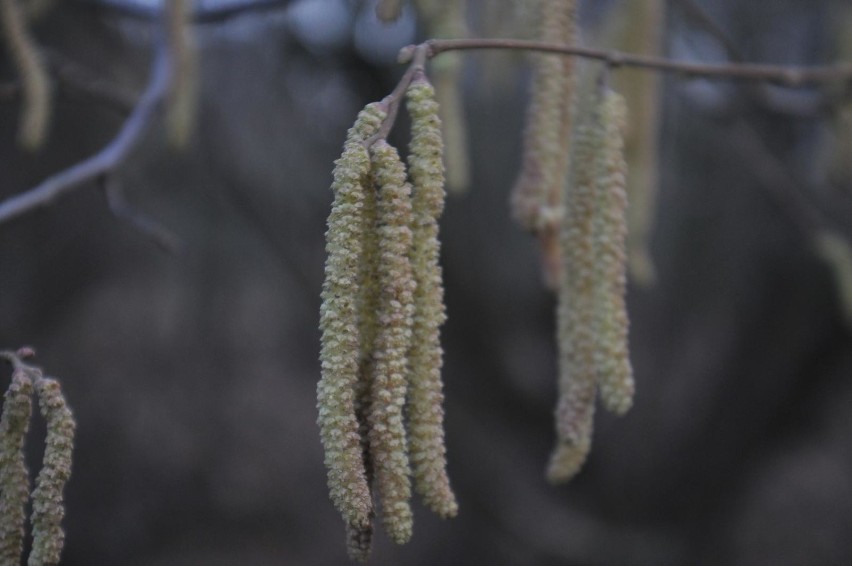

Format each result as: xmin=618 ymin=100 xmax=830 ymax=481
xmin=592 ymin=91 xmax=634 ymax=416
xmin=547 ymin=102 xmax=602 ymax=484
xmin=405 ymin=75 xmax=458 ymax=519
xmin=366 ymin=140 xmax=416 ymax=545
xmin=0 ymin=369 xmax=33 ymax=564
xmin=318 ymin=103 xmax=387 ymax=530
xmin=1 ymin=0 xmax=51 ymax=149
xmin=511 ymin=0 xmax=579 ymax=288
xmin=29 ymin=377 xmax=76 ymax=566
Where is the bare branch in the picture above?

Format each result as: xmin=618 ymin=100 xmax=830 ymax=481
xmin=102 ymin=176 xmax=183 ymax=254
xmin=423 ymin=38 xmax=852 ymax=86
xmin=0 ymin=45 xmax=170 ymax=225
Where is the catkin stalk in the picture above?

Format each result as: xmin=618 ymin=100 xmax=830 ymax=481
xmin=405 ymin=75 xmax=457 ymax=518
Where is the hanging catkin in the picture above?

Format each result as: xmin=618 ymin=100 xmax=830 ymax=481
xmin=366 ymin=140 xmax=416 ymax=545
xmin=0 ymin=0 xmax=51 ymax=149
xmin=405 ymin=74 xmax=458 ymax=519
xmin=592 ymin=90 xmax=634 ymax=416
xmin=318 ymin=102 xmax=388 ymax=531
xmin=511 ymin=0 xmax=579 ymax=289
xmin=547 ymin=96 xmax=602 ymax=484
xmin=29 ymin=377 xmax=76 ymax=566
xmin=0 ymin=369 xmax=33 ymax=564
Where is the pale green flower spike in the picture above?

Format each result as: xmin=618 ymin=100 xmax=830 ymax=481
xmin=366 ymin=140 xmax=416 ymax=545
xmin=0 ymin=369 xmax=33 ymax=565
xmin=404 ymin=76 xmax=458 ymax=519
xmin=548 ymin=109 xmax=603 ymax=485
xmin=593 ymin=91 xmax=634 ymax=416
xmin=29 ymin=377 xmax=76 ymax=566
xmin=318 ymin=102 xmax=387 ymax=531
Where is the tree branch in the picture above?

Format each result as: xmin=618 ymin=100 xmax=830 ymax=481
xmin=0 ymin=43 xmax=171 ymax=224
xmin=423 ymin=38 xmax=852 ymax=86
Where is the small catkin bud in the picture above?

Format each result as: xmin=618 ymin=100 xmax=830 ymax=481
xmin=592 ymin=91 xmax=634 ymax=416
xmin=29 ymin=377 xmax=76 ymax=566
xmin=405 ymin=75 xmax=457 ymax=519
xmin=547 ymin=106 xmax=604 ymax=484
xmin=366 ymin=140 xmax=416 ymax=545
xmin=318 ymin=103 xmax=387 ymax=530
xmin=0 ymin=369 xmax=33 ymax=564
xmin=0 ymin=0 xmax=51 ymax=149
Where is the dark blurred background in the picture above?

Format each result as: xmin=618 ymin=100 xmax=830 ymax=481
xmin=2 ymin=0 xmax=852 ymax=564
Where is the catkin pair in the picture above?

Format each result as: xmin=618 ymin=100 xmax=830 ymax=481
xmin=548 ymin=88 xmax=634 ymax=484
xmin=0 ymin=360 xmax=75 ymax=566
xmin=318 ymin=74 xmax=456 ymax=561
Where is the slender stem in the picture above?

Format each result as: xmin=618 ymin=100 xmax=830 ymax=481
xmin=423 ymin=38 xmax=852 ymax=86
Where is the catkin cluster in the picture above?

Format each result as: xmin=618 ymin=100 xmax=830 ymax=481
xmin=547 ymin=88 xmax=634 ymax=484
xmin=318 ymin=73 xmax=456 ymax=562
xmin=0 ymin=356 xmax=75 ymax=566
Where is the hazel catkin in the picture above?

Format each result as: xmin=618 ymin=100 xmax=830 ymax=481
xmin=404 ymin=75 xmax=458 ymax=519
xmin=317 ymin=103 xmax=388 ymax=531
xmin=366 ymin=140 xmax=416 ymax=545
xmin=0 ymin=369 xmax=33 ymax=564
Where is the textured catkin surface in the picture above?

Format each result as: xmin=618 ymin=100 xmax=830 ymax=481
xmin=0 ymin=370 xmax=32 ymax=564
xmin=30 ymin=377 xmax=76 ymax=566
xmin=592 ymin=91 xmax=634 ymax=416
xmin=405 ymin=76 xmax=458 ymax=519
xmin=366 ymin=140 xmax=416 ymax=545
xmin=548 ymin=108 xmax=602 ymax=484
xmin=317 ymin=104 xmax=387 ymax=531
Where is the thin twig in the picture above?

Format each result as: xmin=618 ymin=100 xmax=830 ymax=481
xmin=0 ymin=44 xmax=171 ymax=224
xmin=423 ymin=38 xmax=852 ymax=86
xmin=102 ymin=176 xmax=183 ymax=254
xmin=366 ymin=44 xmax=429 ymax=146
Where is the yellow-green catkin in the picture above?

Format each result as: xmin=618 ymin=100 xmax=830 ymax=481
xmin=29 ymin=377 xmax=75 ymax=566
xmin=166 ymin=0 xmax=198 ymax=148
xmin=405 ymin=75 xmax=457 ymax=519
xmin=0 ymin=369 xmax=33 ymax=564
xmin=511 ymin=0 xmax=579 ymax=289
xmin=318 ymin=103 xmax=387 ymax=531
xmin=547 ymin=100 xmax=602 ymax=484
xmin=1 ymin=0 xmax=51 ymax=149
xmin=366 ymin=140 xmax=416 ymax=545
xmin=591 ymin=91 xmax=634 ymax=416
